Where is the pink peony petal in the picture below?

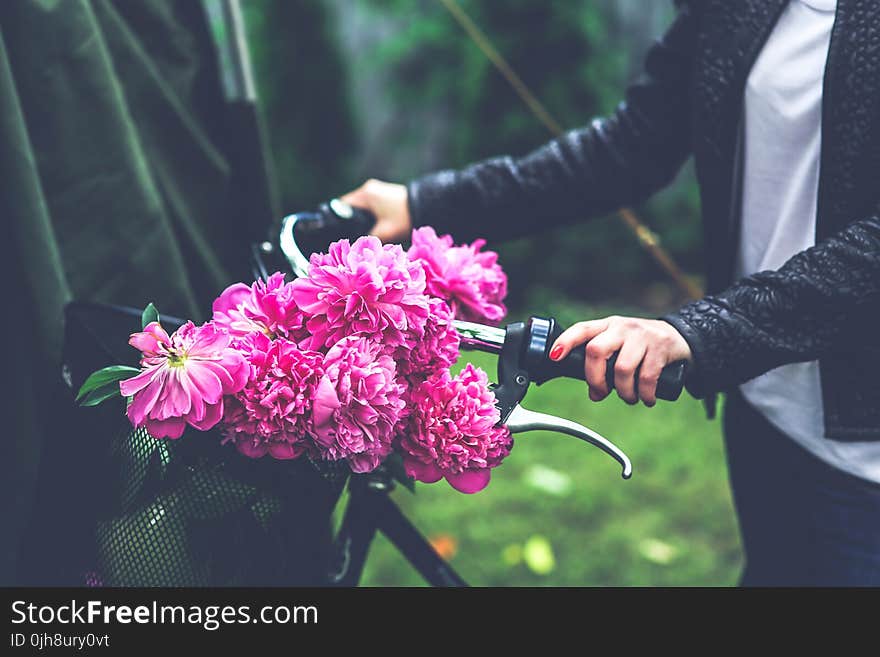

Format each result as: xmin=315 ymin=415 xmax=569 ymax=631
xmin=185 ymin=322 xmax=230 ymax=356
xmin=445 ymin=468 xmax=491 ymax=494
xmin=125 ymin=375 xmax=164 ymax=426
xmin=119 ymin=365 xmax=161 ymax=397
xmin=403 ymin=457 xmax=443 ymax=484
xmin=268 ymin=442 xmax=304 ymax=460
xmin=233 ymin=436 xmax=270 ymax=458
xmin=348 ymin=451 xmax=382 ymax=473
xmin=143 ymin=416 xmax=187 ymax=439
xmin=127 ymin=322 xmax=172 ymax=357
xmin=212 ymin=283 xmax=251 ymax=315
xmin=217 ymin=352 xmax=250 ymax=392
xmin=312 ymin=376 xmax=341 ymax=430
xmin=198 ymin=360 xmax=236 ymax=392
xmin=128 ymin=332 xmax=160 ymax=356
xmin=164 ymin=368 xmax=192 ymax=417
xmin=187 ymin=399 xmax=223 ymax=432
xmin=181 ymin=365 xmax=223 ymax=405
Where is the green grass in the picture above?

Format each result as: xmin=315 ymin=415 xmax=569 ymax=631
xmin=358 ymin=317 xmax=743 ymax=586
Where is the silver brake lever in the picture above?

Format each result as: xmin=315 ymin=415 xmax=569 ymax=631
xmin=506 ymin=404 xmax=632 ymax=479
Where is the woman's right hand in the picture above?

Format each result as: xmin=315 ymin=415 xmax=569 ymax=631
xmin=340 ymin=179 xmax=412 ymax=243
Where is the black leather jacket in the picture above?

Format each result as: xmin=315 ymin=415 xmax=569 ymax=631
xmin=406 ymin=0 xmax=880 ymax=441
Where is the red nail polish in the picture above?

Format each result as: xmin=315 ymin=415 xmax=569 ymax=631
xmin=549 ymin=345 xmax=564 ymax=361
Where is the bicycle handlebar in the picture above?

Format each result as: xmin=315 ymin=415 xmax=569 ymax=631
xmin=269 ymin=199 xmax=689 ymax=480
xmin=456 ymin=317 xmax=686 ymax=401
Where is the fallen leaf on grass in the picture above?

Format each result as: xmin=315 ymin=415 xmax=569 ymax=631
xmin=523 ymin=535 xmax=556 ymax=575
xmin=638 ymin=538 xmax=678 ymax=565
xmin=429 ymin=533 xmax=458 ymax=560
xmin=523 ymin=464 xmax=573 ymax=497
xmin=501 ymin=544 xmax=522 ymax=566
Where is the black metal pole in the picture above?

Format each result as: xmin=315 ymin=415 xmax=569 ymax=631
xmin=373 ymin=494 xmax=468 ymax=587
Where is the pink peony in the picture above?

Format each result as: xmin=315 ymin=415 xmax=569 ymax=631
xmin=212 ymin=272 xmax=307 ymax=342
xmin=221 ymin=332 xmax=324 ymax=460
xmin=395 ymin=297 xmax=460 ymax=379
xmin=407 ymin=226 xmax=507 ymax=323
xmin=401 ymin=363 xmax=513 ymax=493
xmin=120 ymin=321 xmax=249 ymax=439
xmin=311 ymin=336 xmax=406 ymax=473
xmin=291 ymin=236 xmax=429 ymax=350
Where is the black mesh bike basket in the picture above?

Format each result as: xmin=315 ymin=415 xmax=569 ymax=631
xmin=36 ymin=302 xmax=349 ymax=586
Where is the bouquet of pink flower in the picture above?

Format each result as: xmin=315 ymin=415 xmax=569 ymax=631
xmin=77 ymin=229 xmax=511 ymax=493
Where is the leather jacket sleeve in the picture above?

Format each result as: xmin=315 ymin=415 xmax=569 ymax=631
xmin=406 ymin=2 xmax=700 ymax=244
xmin=663 ymin=215 xmax=880 ymax=398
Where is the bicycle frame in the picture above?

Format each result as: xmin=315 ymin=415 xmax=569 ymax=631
xmin=329 ymin=471 xmax=467 ymax=587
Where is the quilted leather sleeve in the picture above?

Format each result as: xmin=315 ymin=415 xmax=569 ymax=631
xmin=664 ymin=216 xmax=880 ymax=398
xmin=406 ymin=2 xmax=701 ymax=244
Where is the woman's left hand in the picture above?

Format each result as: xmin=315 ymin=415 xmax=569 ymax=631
xmin=549 ymin=316 xmax=693 ymax=407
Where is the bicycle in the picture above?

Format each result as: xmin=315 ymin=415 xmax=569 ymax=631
xmin=56 ymin=200 xmax=684 ymax=587
xmin=260 ymin=200 xmax=686 ymax=586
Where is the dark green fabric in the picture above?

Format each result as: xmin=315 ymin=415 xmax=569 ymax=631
xmin=0 ymin=0 xmax=266 ymax=583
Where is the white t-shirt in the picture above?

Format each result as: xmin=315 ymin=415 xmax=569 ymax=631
xmin=737 ymin=0 xmax=880 ymax=482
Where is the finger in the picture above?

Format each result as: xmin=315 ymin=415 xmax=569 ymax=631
xmin=613 ymin=339 xmax=647 ymax=405
xmin=370 ymin=222 xmax=398 ymax=242
xmin=550 ymin=319 xmax=610 ymax=361
xmin=637 ymin=349 xmax=666 ymax=407
xmin=339 ymin=185 xmax=370 ymax=208
xmin=584 ymin=329 xmax=624 ymax=400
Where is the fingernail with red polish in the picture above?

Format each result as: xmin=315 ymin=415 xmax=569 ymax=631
xmin=549 ymin=345 xmax=564 ymax=361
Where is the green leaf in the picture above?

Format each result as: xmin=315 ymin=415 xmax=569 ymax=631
xmin=141 ymin=302 xmax=160 ymax=329
xmin=79 ymin=382 xmax=125 ymax=407
xmin=384 ymin=453 xmax=416 ymax=493
xmin=76 ymin=365 xmax=141 ymax=402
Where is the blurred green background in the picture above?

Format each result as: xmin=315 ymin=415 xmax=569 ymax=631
xmin=239 ymin=0 xmax=741 ymax=585
xmin=357 ymin=302 xmax=741 ymax=587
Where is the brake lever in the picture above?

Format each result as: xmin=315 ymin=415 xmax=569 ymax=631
xmin=506 ymin=404 xmax=632 ymax=479
xmin=456 ymin=319 xmax=635 ymax=479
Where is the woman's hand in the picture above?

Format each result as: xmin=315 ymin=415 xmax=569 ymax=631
xmin=340 ymin=179 xmax=412 ymax=243
xmin=550 ymin=316 xmax=692 ymax=407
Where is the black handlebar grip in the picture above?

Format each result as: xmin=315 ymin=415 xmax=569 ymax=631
xmin=338 ymin=203 xmax=378 ymax=235
xmin=528 ymin=317 xmax=687 ymax=401
xmin=293 ymin=201 xmax=378 ymax=257
xmin=320 ymin=200 xmax=377 ymax=238
xmin=604 ymin=352 xmax=687 ymax=401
